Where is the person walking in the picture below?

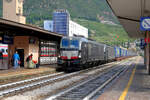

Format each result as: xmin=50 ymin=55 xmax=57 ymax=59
xmin=13 ymin=51 xmax=20 ymax=69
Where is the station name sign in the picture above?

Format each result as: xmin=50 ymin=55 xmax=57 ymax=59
xmin=2 ymin=35 xmax=13 ymax=44
xmin=140 ymin=17 xmax=150 ymax=31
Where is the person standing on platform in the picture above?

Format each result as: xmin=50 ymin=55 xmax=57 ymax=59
xmin=26 ymin=54 xmax=37 ymax=68
xmin=13 ymin=51 xmax=20 ymax=69
xmin=0 ymin=51 xmax=3 ymax=64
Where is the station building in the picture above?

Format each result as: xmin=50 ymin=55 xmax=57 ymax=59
xmin=0 ymin=18 xmax=62 ymax=69
xmin=0 ymin=0 xmax=62 ymax=69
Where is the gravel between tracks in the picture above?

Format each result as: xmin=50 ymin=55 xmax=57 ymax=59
xmin=3 ymin=75 xmax=85 ymax=100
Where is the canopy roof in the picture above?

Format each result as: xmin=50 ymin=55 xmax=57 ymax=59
xmin=106 ymin=0 xmax=150 ymax=38
xmin=0 ymin=18 xmax=62 ymax=41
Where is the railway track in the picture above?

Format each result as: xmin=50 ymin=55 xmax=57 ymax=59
xmin=45 ymin=61 xmax=133 ymax=100
xmin=0 ymin=59 xmax=132 ymax=99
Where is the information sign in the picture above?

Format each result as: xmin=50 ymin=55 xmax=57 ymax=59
xmin=140 ymin=17 xmax=150 ymax=31
xmin=2 ymin=35 xmax=13 ymax=44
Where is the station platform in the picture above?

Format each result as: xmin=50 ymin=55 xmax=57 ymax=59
xmin=0 ymin=65 xmax=57 ymax=84
xmin=97 ymin=57 xmax=150 ymax=100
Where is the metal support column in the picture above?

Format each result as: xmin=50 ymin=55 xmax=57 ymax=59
xmin=145 ymin=31 xmax=150 ymax=75
xmin=144 ymin=45 xmax=146 ymax=65
xmin=149 ymin=31 xmax=150 ymax=74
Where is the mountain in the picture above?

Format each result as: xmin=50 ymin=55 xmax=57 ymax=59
xmin=22 ymin=0 xmax=120 ymax=26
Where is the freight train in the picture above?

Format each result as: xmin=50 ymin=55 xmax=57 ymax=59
xmin=57 ymin=36 xmax=137 ymax=71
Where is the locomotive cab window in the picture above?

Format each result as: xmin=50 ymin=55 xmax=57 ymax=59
xmin=70 ymin=40 xmax=79 ymax=48
xmin=61 ymin=38 xmax=69 ymax=48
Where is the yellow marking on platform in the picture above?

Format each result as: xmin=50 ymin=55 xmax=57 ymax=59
xmin=118 ymin=58 xmax=139 ymax=100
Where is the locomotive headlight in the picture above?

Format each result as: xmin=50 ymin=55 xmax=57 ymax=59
xmin=79 ymin=55 xmax=81 ymax=58
xmin=78 ymin=53 xmax=81 ymax=58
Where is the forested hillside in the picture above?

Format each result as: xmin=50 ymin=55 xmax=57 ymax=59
xmin=74 ymin=19 xmax=130 ymax=45
xmin=0 ymin=0 xmax=117 ymax=24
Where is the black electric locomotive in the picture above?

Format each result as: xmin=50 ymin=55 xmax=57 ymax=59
xmin=57 ymin=36 xmax=105 ymax=71
xmin=57 ymin=36 xmax=137 ymax=71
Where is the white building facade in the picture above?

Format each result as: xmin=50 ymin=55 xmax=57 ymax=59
xmin=44 ymin=20 xmax=53 ymax=32
xmin=69 ymin=20 xmax=88 ymax=38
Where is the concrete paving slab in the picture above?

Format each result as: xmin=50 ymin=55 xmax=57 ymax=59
xmin=0 ymin=66 xmax=56 ymax=80
xmin=97 ymin=57 xmax=150 ymax=100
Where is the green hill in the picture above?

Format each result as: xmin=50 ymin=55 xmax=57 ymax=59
xmin=74 ymin=19 xmax=130 ymax=45
xmin=22 ymin=0 xmax=118 ymax=24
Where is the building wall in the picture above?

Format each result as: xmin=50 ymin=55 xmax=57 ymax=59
xmin=53 ymin=10 xmax=70 ymax=36
xmin=16 ymin=0 xmax=23 ymax=15
xmin=3 ymin=0 xmax=26 ymax=24
xmin=69 ymin=20 xmax=88 ymax=38
xmin=17 ymin=15 xmax=26 ymax=24
xmin=8 ymin=36 xmax=39 ymax=68
xmin=8 ymin=36 xmax=29 ymax=68
xmin=29 ymin=37 xmax=39 ymax=64
xmin=3 ymin=0 xmax=17 ymax=21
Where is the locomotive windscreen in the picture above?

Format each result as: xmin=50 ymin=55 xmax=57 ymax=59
xmin=61 ymin=38 xmax=79 ymax=48
xmin=62 ymin=38 xmax=69 ymax=48
xmin=70 ymin=40 xmax=79 ymax=48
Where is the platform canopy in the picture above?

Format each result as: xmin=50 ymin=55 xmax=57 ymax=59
xmin=106 ymin=0 xmax=150 ymax=38
xmin=0 ymin=18 xmax=63 ymax=41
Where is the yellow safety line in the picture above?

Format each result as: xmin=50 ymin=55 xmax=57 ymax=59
xmin=118 ymin=58 xmax=139 ymax=100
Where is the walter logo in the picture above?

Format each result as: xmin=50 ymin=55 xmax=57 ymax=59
xmin=140 ymin=17 xmax=150 ymax=31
